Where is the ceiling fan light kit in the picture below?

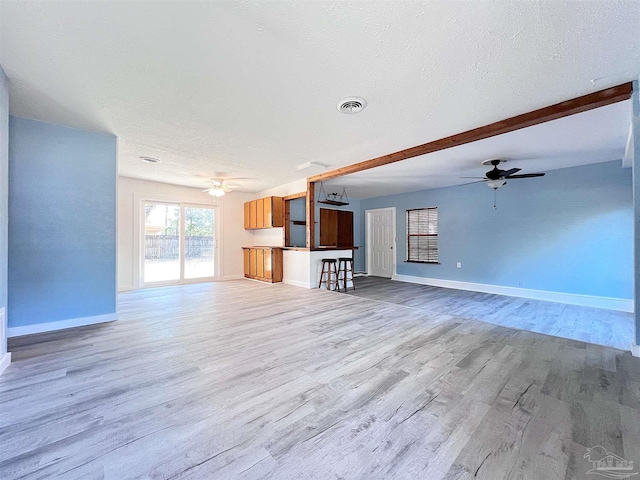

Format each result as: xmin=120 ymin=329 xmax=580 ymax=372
xmin=202 ymin=178 xmax=232 ymax=197
xmin=487 ymin=179 xmax=506 ymax=190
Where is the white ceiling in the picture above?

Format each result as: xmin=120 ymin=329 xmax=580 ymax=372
xmin=1 ymin=1 xmax=639 ymax=193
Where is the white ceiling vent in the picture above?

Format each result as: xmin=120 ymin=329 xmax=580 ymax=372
xmin=140 ymin=156 xmax=162 ymax=164
xmin=337 ymin=97 xmax=367 ymax=114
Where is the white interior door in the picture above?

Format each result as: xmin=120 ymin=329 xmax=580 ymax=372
xmin=367 ymin=208 xmax=395 ymax=278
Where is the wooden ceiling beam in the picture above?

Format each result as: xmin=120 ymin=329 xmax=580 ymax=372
xmin=308 ymin=82 xmax=633 ymax=183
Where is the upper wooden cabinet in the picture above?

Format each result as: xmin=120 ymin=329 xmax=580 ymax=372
xmin=244 ymin=196 xmax=284 ymax=229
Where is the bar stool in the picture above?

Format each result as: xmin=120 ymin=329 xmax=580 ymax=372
xmin=337 ymin=257 xmax=355 ymax=292
xmin=318 ymin=258 xmax=339 ymax=290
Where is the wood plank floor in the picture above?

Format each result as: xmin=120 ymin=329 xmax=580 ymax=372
xmin=2 ymin=280 xmax=640 ymax=479
xmin=348 ymin=276 xmax=635 ymax=351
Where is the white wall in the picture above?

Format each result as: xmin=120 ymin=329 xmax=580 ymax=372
xmin=118 ymin=176 xmax=253 ymax=291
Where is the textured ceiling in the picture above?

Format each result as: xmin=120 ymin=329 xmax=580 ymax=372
xmin=1 ymin=1 xmax=639 ymax=193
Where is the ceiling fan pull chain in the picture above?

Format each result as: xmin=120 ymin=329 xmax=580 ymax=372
xmin=494 ymin=190 xmax=498 ymax=210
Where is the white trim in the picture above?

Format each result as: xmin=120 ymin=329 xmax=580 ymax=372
xmin=365 ymin=207 xmax=396 ymax=278
xmin=118 ymin=284 xmax=135 ymax=292
xmin=7 ymin=312 xmax=119 ymax=338
xmin=623 ymin=123 xmax=633 ymax=168
xmin=283 ymin=278 xmax=312 ymax=289
xmin=391 ymin=274 xmax=634 ymax=312
xmin=632 ymin=343 xmax=640 ymax=358
xmin=222 ymin=274 xmax=244 ymax=281
xmin=0 ymin=352 xmax=11 ymax=376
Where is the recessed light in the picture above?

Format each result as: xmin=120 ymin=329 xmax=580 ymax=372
xmin=140 ymin=156 xmax=162 ymax=164
xmin=337 ymin=97 xmax=367 ymax=114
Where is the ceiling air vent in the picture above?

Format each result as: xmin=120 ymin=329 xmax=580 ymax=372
xmin=337 ymin=97 xmax=367 ymax=114
xmin=140 ymin=156 xmax=162 ymax=164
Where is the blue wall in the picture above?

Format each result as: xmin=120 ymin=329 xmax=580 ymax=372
xmin=8 ymin=117 xmax=117 ymax=329
xmin=0 ymin=67 xmax=8 ymax=354
xmin=360 ymin=160 xmax=633 ymax=299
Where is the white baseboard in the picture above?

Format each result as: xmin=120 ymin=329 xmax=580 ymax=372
xmin=391 ymin=274 xmax=634 ymax=312
xmin=222 ymin=275 xmax=245 ymax=281
xmin=118 ymin=285 xmax=136 ymax=292
xmin=632 ymin=344 xmax=640 ymax=358
xmin=0 ymin=352 xmax=11 ymax=376
xmin=7 ymin=312 xmax=119 ymax=338
xmin=283 ymin=278 xmax=313 ymax=289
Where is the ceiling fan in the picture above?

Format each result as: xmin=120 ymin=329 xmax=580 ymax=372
xmin=202 ymin=178 xmax=233 ymax=197
xmin=462 ymin=159 xmax=546 ymax=190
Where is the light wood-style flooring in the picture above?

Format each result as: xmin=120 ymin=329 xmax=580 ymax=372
xmin=2 ymin=280 xmax=640 ymax=479
xmin=348 ymin=276 xmax=635 ymax=351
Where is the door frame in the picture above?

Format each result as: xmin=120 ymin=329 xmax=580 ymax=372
xmin=134 ymin=194 xmax=221 ymax=288
xmin=365 ymin=207 xmax=396 ymax=278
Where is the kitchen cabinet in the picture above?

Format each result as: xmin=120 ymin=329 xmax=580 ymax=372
xmin=243 ymin=196 xmax=284 ymax=229
xmin=319 ymin=208 xmax=354 ymax=247
xmin=242 ymin=247 xmax=283 ymax=283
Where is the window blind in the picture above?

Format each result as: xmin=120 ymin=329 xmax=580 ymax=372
xmin=407 ymin=207 xmax=438 ymax=263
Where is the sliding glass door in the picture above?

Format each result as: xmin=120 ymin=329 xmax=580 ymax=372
xmin=143 ymin=202 xmax=217 ymax=285
xmin=144 ymin=203 xmax=181 ymax=283
xmin=184 ymin=207 xmax=215 ymax=279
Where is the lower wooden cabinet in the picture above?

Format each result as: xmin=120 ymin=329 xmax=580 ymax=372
xmin=242 ymin=247 xmax=283 ymax=283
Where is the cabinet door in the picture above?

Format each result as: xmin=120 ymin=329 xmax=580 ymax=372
xmin=257 ymin=198 xmax=265 ymax=228
xmin=249 ymin=201 xmax=258 ymax=229
xmin=244 ymin=202 xmax=250 ymax=229
xmin=263 ymin=249 xmax=272 ymax=280
xmin=249 ymin=248 xmax=257 ymax=276
xmin=319 ymin=208 xmax=338 ymax=246
xmin=271 ymin=248 xmax=283 ymax=283
xmin=243 ymin=249 xmax=250 ymax=276
xmin=337 ymin=211 xmax=354 ymax=247
xmin=256 ymin=249 xmax=264 ymax=278
xmin=271 ymin=197 xmax=284 ymax=228
xmin=263 ymin=198 xmax=272 ymax=228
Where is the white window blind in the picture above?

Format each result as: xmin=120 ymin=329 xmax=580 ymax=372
xmin=407 ymin=207 xmax=438 ymax=263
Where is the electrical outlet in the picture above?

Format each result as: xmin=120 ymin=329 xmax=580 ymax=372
xmin=518 ymin=281 xmax=525 ymax=287
xmin=456 ymin=262 xmax=461 ymax=268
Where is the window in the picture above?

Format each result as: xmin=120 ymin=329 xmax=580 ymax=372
xmin=407 ymin=207 xmax=438 ymax=263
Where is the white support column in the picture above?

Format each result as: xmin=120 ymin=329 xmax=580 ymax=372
xmin=632 ymin=79 xmax=640 ymax=356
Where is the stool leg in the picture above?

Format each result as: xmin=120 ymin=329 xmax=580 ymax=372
xmin=318 ymin=262 xmax=326 ymax=289
xmin=349 ymin=260 xmax=355 ymax=291
xmin=330 ymin=262 xmax=338 ymax=291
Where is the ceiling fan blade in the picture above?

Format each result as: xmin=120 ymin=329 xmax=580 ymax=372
xmin=505 ymin=173 xmax=545 ymax=178
xmin=460 ymin=176 xmax=487 ymax=179
xmin=501 ymin=168 xmax=521 ymax=176
xmin=201 ymin=188 xmax=212 ymax=192
xmin=458 ymin=180 xmax=488 ymax=186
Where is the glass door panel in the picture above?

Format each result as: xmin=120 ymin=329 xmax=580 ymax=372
xmin=144 ymin=203 xmax=180 ymax=283
xmin=184 ymin=207 xmax=215 ymax=279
